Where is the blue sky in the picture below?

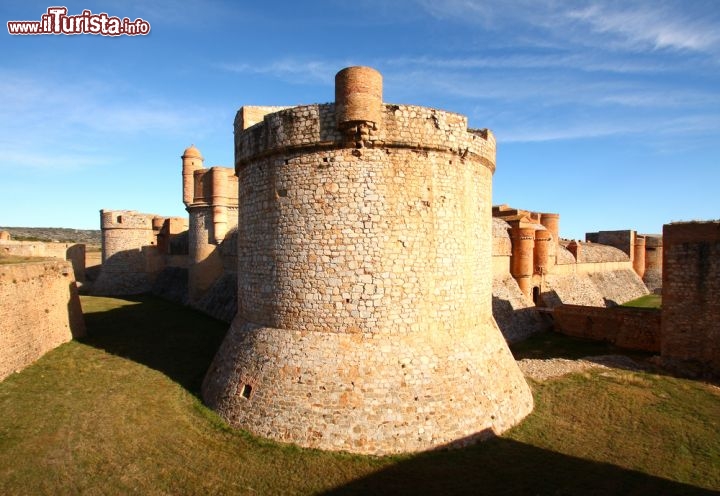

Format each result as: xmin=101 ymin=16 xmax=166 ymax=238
xmin=2 ymin=0 xmax=718 ymax=239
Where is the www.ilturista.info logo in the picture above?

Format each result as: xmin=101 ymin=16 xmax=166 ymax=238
xmin=7 ymin=6 xmax=150 ymax=36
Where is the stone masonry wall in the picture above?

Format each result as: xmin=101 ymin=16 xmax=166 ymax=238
xmin=586 ymin=269 xmax=649 ymax=305
xmin=0 ymin=260 xmax=85 ymax=381
xmin=540 ymin=269 xmax=647 ymax=309
xmin=553 ymin=305 xmax=660 ymax=352
xmin=661 ymin=222 xmax=720 ymax=374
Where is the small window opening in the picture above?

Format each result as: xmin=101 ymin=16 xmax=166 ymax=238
xmin=240 ymin=384 xmax=252 ymax=399
xmin=532 ymin=286 xmax=540 ymax=305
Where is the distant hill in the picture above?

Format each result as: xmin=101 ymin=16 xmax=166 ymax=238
xmin=0 ymin=227 xmax=101 ymax=245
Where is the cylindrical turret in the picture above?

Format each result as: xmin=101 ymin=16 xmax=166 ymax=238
xmin=335 ymin=66 xmax=383 ymax=129
xmin=633 ymin=235 xmax=646 ymax=278
xmin=511 ymin=226 xmax=535 ymax=298
xmin=534 ymin=228 xmax=552 ymax=275
xmin=182 ymin=145 xmax=204 ymax=207
xmin=210 ymin=167 xmax=229 ymax=243
xmin=539 ymin=212 xmax=559 ymax=267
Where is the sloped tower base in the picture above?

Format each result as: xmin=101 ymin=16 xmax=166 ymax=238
xmin=203 ymin=315 xmax=532 ymax=455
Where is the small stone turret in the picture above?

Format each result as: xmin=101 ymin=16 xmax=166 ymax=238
xmin=182 ymin=145 xmax=204 ymax=207
xmin=510 ymin=224 xmax=535 ymax=298
xmin=633 ymin=235 xmax=646 ymax=279
xmin=533 ymin=228 xmax=552 ymax=275
xmin=335 ymin=66 xmax=383 ymax=135
xmin=539 ymin=212 xmax=559 ymax=267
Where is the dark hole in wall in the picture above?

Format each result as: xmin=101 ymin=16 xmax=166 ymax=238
xmin=241 ymin=384 xmax=253 ymax=399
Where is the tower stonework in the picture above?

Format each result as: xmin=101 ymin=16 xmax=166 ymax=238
xmin=182 ymin=145 xmax=239 ymax=302
xmin=202 ymin=66 xmax=533 ymax=455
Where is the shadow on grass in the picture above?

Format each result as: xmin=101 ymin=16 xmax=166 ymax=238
xmin=323 ymin=435 xmax=717 ymax=496
xmin=79 ymin=294 xmax=227 ymax=396
xmin=510 ymin=330 xmax=655 ymax=363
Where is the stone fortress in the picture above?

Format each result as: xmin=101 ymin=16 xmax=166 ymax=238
xmin=77 ymin=66 xmax=719 ymax=454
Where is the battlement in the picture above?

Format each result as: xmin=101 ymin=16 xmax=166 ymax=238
xmin=191 ymin=166 xmax=239 ymax=207
xmin=234 ymin=67 xmax=496 ymax=169
xmin=100 ymin=210 xmax=156 ymax=230
xmin=235 ymin=106 xmax=292 ymax=131
xmin=234 ymin=103 xmax=496 ymax=172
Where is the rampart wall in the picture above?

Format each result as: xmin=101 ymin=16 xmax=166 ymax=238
xmin=0 ymin=240 xmax=86 ymax=282
xmin=0 ymin=260 xmax=85 ymax=381
xmin=553 ymin=304 xmax=660 ymax=352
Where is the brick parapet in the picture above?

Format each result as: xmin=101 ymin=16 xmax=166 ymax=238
xmin=100 ymin=210 xmax=155 ymax=230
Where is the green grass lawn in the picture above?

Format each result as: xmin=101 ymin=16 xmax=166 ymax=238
xmin=0 ymin=295 xmax=718 ymax=495
xmin=622 ymin=294 xmax=663 ymax=309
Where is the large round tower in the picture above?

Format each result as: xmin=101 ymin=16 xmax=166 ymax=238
xmin=202 ymin=66 xmax=533 ymax=455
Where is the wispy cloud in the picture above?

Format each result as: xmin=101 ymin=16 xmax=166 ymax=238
xmin=0 ymin=71 xmax=217 ymax=170
xmin=567 ymin=3 xmax=720 ymax=53
xmin=383 ymin=53 xmax=683 ymax=76
xmin=414 ymin=0 xmax=720 ymax=55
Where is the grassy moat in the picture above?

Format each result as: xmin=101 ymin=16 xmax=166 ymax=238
xmin=621 ymin=293 xmax=662 ymax=309
xmin=0 ymin=295 xmax=717 ymax=495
